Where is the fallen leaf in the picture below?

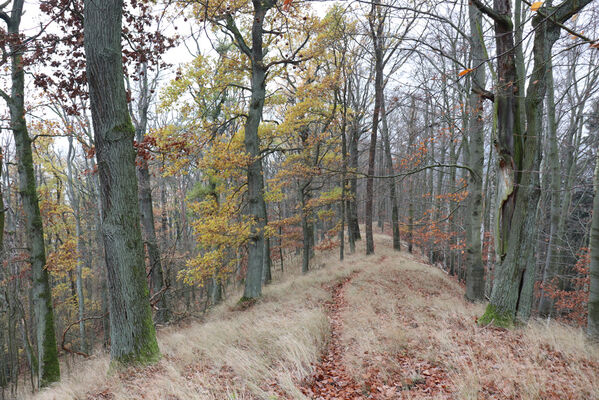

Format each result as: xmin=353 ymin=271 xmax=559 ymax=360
xmin=531 ymin=1 xmax=543 ymax=11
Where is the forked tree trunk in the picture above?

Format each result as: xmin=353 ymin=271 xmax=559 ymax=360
xmin=231 ymin=0 xmax=271 ymax=300
xmin=84 ymin=0 xmax=159 ymax=364
xmin=474 ymin=0 xmax=591 ymax=324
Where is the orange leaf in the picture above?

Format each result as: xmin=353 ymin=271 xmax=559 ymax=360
xmin=531 ymin=1 xmax=543 ymax=11
xmin=283 ymin=0 xmax=292 ymax=11
xmin=458 ymin=68 xmax=473 ymax=77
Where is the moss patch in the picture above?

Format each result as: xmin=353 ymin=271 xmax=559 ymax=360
xmin=108 ymin=343 xmax=161 ymax=374
xmin=478 ymin=304 xmax=514 ymax=328
xmin=233 ymin=296 xmax=258 ymax=311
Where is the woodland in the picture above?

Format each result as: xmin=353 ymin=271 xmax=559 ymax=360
xmin=0 ymin=0 xmax=599 ymax=398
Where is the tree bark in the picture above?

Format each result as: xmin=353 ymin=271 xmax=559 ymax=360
xmin=1 ymin=0 xmax=60 ymax=386
xmin=84 ymin=0 xmax=159 ymax=364
xmin=299 ymin=177 xmax=314 ymax=274
xmin=538 ymin=57 xmax=560 ymax=317
xmin=381 ymin=100 xmax=400 ymax=251
xmin=588 ymin=150 xmax=599 ymax=340
xmin=66 ymin=138 xmax=87 ymax=352
xmin=348 ymin=121 xmax=361 ymax=244
xmin=232 ymin=0 xmax=272 ymax=300
xmin=133 ymin=63 xmax=169 ymax=323
xmin=465 ymin=3 xmax=486 ymax=302
xmin=365 ymin=0 xmax=385 ymax=255
xmin=475 ymin=0 xmax=590 ymax=324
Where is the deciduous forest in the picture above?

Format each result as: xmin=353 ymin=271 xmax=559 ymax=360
xmin=1 ymin=0 xmax=599 ymax=398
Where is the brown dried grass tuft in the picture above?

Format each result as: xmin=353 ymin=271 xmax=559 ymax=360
xmin=29 ymin=243 xmax=361 ymax=400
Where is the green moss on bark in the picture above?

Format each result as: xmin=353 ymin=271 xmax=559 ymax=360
xmin=478 ymin=304 xmax=514 ymax=328
xmin=115 ymin=118 xmax=136 ymax=135
xmin=109 ymin=341 xmax=160 ymax=372
xmin=39 ymin=306 xmax=60 ymax=387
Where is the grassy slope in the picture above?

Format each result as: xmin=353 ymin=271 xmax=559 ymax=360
xmin=341 ymin=235 xmax=599 ymax=399
xmin=30 ymin=233 xmax=599 ymax=399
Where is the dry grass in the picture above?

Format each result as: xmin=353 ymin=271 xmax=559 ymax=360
xmin=341 ymin=234 xmax=599 ymax=399
xmin=27 ymin=232 xmax=599 ymax=399
xmin=28 ymin=245 xmax=362 ymax=400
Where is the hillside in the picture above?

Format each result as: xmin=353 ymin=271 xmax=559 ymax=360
xmin=30 ymin=234 xmax=599 ymax=400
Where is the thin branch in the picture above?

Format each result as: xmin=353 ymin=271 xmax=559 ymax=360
xmin=224 ymin=14 xmax=251 ymax=56
xmin=60 ymin=314 xmax=108 ymax=358
xmin=471 ymin=0 xmax=512 ymax=28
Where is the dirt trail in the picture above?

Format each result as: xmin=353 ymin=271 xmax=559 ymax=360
xmin=301 ymin=271 xmax=365 ymax=399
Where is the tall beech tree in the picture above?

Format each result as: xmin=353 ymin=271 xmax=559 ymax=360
xmin=84 ymin=0 xmax=159 ymax=364
xmin=0 ymin=0 xmax=60 ymax=386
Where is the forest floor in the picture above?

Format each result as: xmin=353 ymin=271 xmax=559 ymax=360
xmin=30 ymin=233 xmax=599 ymax=400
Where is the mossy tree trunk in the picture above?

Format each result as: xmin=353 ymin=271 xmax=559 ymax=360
xmin=474 ymin=0 xmax=592 ymax=325
xmin=0 ymin=0 xmax=61 ymax=386
xmin=132 ymin=62 xmax=169 ymax=324
xmin=84 ymin=0 xmax=159 ymax=365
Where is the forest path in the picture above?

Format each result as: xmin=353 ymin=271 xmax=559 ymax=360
xmin=301 ymin=270 xmax=364 ymax=399
xmin=30 ymin=233 xmax=599 ymax=400
xmin=301 ymin=239 xmax=456 ymax=400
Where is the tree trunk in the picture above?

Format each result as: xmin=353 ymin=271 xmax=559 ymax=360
xmin=588 ymin=150 xmax=599 ymax=340
xmin=299 ymin=179 xmax=313 ymax=274
xmin=339 ymin=83 xmax=349 ymax=260
xmin=474 ymin=0 xmax=589 ymax=324
xmin=348 ymin=122 xmax=360 ymax=246
xmin=84 ymin=0 xmax=159 ymax=364
xmin=2 ymin=0 xmax=60 ymax=386
xmin=132 ymin=62 xmax=169 ymax=324
xmin=381 ymin=100 xmax=400 ymax=251
xmin=262 ymin=235 xmax=272 ymax=284
xmin=237 ymin=1 xmax=270 ymax=300
xmin=66 ymin=138 xmax=87 ymax=352
xmin=465 ymin=3 xmax=486 ymax=302
xmin=365 ymin=0 xmax=385 ymax=255
xmin=538 ymin=57 xmax=560 ymax=317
